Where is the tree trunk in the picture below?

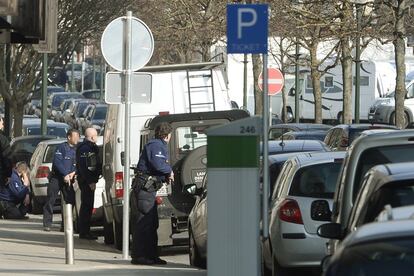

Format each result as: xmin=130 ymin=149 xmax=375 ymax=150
xmin=341 ymin=37 xmax=353 ymax=124
xmin=393 ymin=0 xmax=407 ymax=129
xmin=12 ymin=102 xmax=24 ymax=137
xmin=310 ymin=45 xmax=322 ymax=124
xmin=252 ymin=54 xmax=263 ymax=115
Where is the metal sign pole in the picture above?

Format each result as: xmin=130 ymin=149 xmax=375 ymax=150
xmin=122 ymin=11 xmax=133 ymax=260
xmin=262 ymin=54 xmax=269 ymax=239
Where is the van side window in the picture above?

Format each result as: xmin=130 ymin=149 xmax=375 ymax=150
xmin=325 ymin=76 xmax=334 ymax=88
xmin=140 ymin=134 xmax=149 ymax=152
xmin=407 ymin=84 xmax=414 ymax=99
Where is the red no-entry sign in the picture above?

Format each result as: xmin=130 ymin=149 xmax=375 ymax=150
xmin=258 ymin=68 xmax=284 ymax=95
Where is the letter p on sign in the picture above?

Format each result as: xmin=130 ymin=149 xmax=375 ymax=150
xmin=237 ymin=8 xmax=257 ymax=39
xmin=227 ymin=4 xmax=268 ymax=54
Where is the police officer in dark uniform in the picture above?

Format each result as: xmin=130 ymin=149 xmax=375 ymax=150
xmin=0 ymin=116 xmax=12 ymax=186
xmin=131 ymin=122 xmax=174 ymax=265
xmin=76 ymin=127 xmax=101 ymax=240
xmin=0 ymin=162 xmax=30 ymax=219
xmin=43 ymin=129 xmax=80 ymax=232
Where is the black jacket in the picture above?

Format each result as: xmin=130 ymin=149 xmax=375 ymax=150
xmin=76 ymin=140 xmax=101 ymax=184
xmin=0 ymin=131 xmax=12 ymax=186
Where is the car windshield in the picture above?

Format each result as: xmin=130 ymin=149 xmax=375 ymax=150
xmin=27 ymin=127 xmax=68 ymax=138
xmin=176 ymin=125 xmax=213 ymax=155
xmin=354 ymin=145 xmax=414 ymax=200
xmin=289 ymin=161 xmax=343 ymax=199
xmin=93 ymin=107 xmax=107 ymax=120
xmin=75 ymin=102 xmax=89 ymax=117
xmin=330 ymin=239 xmax=414 ymax=276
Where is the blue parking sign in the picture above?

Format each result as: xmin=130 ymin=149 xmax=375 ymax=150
xmin=227 ymin=4 xmax=268 ymax=54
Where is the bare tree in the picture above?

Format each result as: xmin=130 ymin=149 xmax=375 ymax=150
xmin=0 ymin=0 xmax=135 ymax=137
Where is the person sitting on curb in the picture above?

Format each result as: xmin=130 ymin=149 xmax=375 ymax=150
xmin=0 ymin=162 xmax=30 ymax=219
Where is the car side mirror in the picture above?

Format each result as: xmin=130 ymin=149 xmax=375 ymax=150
xmin=183 ymin=183 xmax=202 ymax=196
xmin=311 ymin=200 xmax=332 ymax=221
xmin=289 ymin=87 xmax=295 ymax=96
xmin=317 ymin=223 xmax=343 ymax=240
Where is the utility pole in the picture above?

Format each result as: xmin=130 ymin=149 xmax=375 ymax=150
xmin=243 ymin=54 xmax=248 ymax=108
xmin=295 ymin=40 xmax=300 ymax=123
xmin=41 ymin=53 xmax=48 ymax=135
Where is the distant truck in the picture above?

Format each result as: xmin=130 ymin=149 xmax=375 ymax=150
xmin=282 ymin=61 xmax=396 ymax=123
xmin=102 ymin=62 xmax=238 ymax=249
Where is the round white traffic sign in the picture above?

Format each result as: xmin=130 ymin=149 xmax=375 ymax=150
xmin=101 ymin=16 xmax=154 ymax=71
xmin=258 ymin=68 xmax=284 ymax=95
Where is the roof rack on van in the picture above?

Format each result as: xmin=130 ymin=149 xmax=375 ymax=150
xmin=137 ymin=61 xmax=224 ymax=72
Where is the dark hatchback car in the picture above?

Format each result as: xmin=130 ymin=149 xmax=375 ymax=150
xmin=324 ymin=219 xmax=414 ymax=276
xmin=324 ymin=124 xmax=398 ymax=151
xmin=269 ymin=123 xmax=331 ymax=140
xmin=280 ymin=130 xmax=327 ymax=141
xmin=10 ymin=135 xmax=58 ymax=165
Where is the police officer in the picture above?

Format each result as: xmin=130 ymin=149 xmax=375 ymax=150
xmin=0 ymin=116 xmax=12 ymax=186
xmin=76 ymin=128 xmax=101 ymax=240
xmin=43 ymin=129 xmax=80 ymax=232
xmin=131 ymin=122 xmax=174 ymax=265
xmin=0 ymin=162 xmax=30 ymax=219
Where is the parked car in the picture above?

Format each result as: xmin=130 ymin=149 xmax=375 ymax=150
xmin=281 ymin=130 xmax=327 ymax=141
xmin=63 ymin=99 xmax=99 ymax=129
xmin=26 ymin=86 xmax=65 ymax=115
xmin=79 ymin=103 xmax=107 ymax=133
xmin=323 ymin=124 xmax=397 ymax=151
xmin=10 ymin=135 xmax=58 ymax=165
xmin=48 ymin=92 xmax=84 ymax=113
xmin=368 ymin=80 xmax=414 ymax=128
xmin=22 ymin=119 xmax=69 ymax=138
xmin=268 ymin=140 xmax=330 ymax=155
xmin=29 ymin=137 xmax=105 ymax=221
xmin=324 ymin=219 xmax=414 ymax=276
xmin=186 ymin=175 xmax=208 ymax=268
xmin=269 ymin=123 xmax=331 ymax=140
xmin=262 ymin=151 xmax=345 ymax=275
xmin=317 ymin=129 xmax=414 ymax=255
xmin=319 ymin=162 xmax=414 ymax=244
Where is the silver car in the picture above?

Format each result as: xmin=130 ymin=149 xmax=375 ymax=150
xmin=262 ymin=151 xmax=345 ymax=275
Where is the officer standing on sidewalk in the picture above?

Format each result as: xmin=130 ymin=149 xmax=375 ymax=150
xmin=76 ymin=128 xmax=101 ymax=240
xmin=131 ymin=122 xmax=174 ymax=266
xmin=43 ymin=129 xmax=80 ymax=232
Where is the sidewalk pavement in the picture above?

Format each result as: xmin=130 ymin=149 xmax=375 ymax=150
xmin=0 ymin=214 xmax=206 ymax=276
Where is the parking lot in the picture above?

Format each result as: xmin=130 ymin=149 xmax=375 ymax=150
xmin=0 ymin=214 xmax=205 ymax=276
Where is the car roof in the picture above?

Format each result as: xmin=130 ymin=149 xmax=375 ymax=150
xmin=342 ymin=219 xmax=414 ymax=247
xmin=362 ymin=162 xmax=414 ymax=191
xmin=146 ymin=110 xmax=250 ymax=129
xmin=333 ymin=124 xmax=398 ymax=130
xmin=11 ymin=135 xmax=58 ymax=143
xmin=268 ymin=140 xmax=329 ymax=154
xmin=270 ymin=123 xmax=331 ymax=130
xmin=292 ymin=151 xmax=346 ymax=167
xmin=283 ymin=130 xmax=327 ymax=136
xmin=23 ymin=120 xmax=69 ymax=128
xmin=269 ymin=151 xmax=308 ymax=165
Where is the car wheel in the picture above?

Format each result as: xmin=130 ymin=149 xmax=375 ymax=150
xmin=189 ymin=227 xmax=206 ymax=269
xmin=113 ymin=221 xmax=123 ymax=251
xmin=272 ymin=252 xmax=290 ymax=276
xmin=30 ymin=196 xmax=44 ymax=215
xmin=390 ymin=112 xmax=410 ymax=128
xmin=103 ymin=214 xmax=114 ymax=245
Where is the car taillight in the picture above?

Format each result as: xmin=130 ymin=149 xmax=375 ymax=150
xmin=36 ymin=166 xmax=50 ymax=178
xmin=279 ymin=199 xmax=303 ymax=224
xmin=155 ymin=196 xmax=163 ymax=205
xmin=115 ymin=172 xmax=124 ymax=198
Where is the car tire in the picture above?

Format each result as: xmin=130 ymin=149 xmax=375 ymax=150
xmin=113 ymin=221 xmax=123 ymax=251
xmin=272 ymin=252 xmax=290 ymax=276
xmin=30 ymin=196 xmax=44 ymax=215
xmin=189 ymin=227 xmax=206 ymax=269
xmin=103 ymin=215 xmax=114 ymax=245
xmin=390 ymin=111 xmax=410 ymax=128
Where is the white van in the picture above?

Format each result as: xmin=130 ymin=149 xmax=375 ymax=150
xmin=102 ymin=62 xmax=234 ymax=248
xmin=284 ymin=61 xmax=396 ymax=122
